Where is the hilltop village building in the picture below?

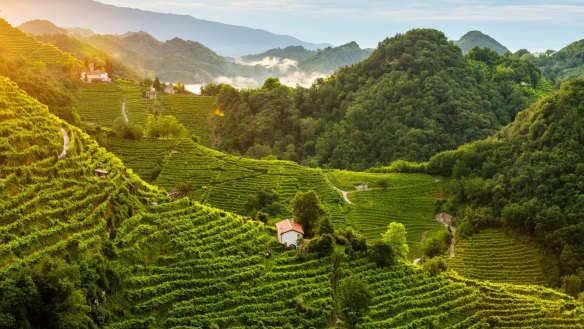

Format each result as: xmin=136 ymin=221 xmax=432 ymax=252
xmin=276 ymin=219 xmax=304 ymax=249
xmin=80 ymin=63 xmax=110 ymax=82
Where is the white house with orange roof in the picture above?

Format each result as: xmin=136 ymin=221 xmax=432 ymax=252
xmin=276 ymin=219 xmax=304 ymax=249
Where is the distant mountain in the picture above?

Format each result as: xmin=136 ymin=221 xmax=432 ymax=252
xmin=81 ymin=31 xmax=273 ymax=84
xmin=239 ymin=42 xmax=373 ymax=74
xmin=298 ymin=42 xmax=373 ymax=73
xmin=241 ymin=46 xmax=315 ymax=62
xmin=2 ymin=0 xmax=329 ymax=56
xmin=18 ymin=19 xmax=68 ymax=35
xmin=454 ymin=30 xmax=509 ymax=55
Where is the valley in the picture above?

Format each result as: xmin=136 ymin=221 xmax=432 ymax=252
xmin=1 ymin=2 xmax=584 ymax=328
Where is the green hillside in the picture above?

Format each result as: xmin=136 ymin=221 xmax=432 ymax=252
xmin=0 ymin=18 xmax=78 ymax=74
xmin=2 ymin=72 xmax=584 ymax=328
xmin=153 ymin=140 xmax=346 ymax=226
xmin=428 ymin=79 xmax=584 ymax=294
xmin=453 ymin=30 xmax=509 ymax=55
xmin=326 ymin=171 xmax=445 ymax=258
xmin=533 ymin=39 xmax=584 ymax=83
xmin=298 ymin=41 xmax=372 ymax=73
xmin=75 ymin=81 xmax=216 ymax=142
xmin=18 ymin=19 xmax=68 ymax=35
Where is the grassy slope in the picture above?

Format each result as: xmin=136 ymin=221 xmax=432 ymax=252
xmin=2 ymin=75 xmax=583 ymax=328
xmin=326 ymin=170 xmax=446 ymax=258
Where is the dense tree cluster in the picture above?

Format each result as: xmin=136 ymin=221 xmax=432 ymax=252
xmin=212 ymin=29 xmax=544 ymax=170
xmin=427 ymin=79 xmax=584 ymax=294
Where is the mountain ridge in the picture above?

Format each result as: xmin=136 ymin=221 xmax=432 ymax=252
xmin=2 ymin=0 xmax=330 ymax=56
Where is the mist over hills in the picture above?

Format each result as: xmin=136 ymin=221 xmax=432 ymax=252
xmin=1 ymin=0 xmax=329 ymax=56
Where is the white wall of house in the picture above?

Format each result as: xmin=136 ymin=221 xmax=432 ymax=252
xmin=280 ymin=231 xmax=302 ymax=247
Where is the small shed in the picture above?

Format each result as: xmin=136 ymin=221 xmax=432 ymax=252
xmin=355 ymin=184 xmax=369 ymax=190
xmin=94 ymin=169 xmax=110 ymax=179
xmin=276 ymin=219 xmax=304 ymax=249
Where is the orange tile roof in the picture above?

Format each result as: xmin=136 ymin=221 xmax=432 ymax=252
xmin=276 ymin=219 xmax=304 ymax=236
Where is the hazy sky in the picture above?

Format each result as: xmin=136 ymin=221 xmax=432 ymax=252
xmin=98 ymin=0 xmax=584 ymax=51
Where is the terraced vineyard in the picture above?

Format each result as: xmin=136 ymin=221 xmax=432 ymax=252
xmin=3 ymin=75 xmax=583 ymax=328
xmin=327 ymin=171 xmax=445 ymax=258
xmin=75 ymin=83 xmax=125 ymax=126
xmin=0 ymin=18 xmax=79 ymax=74
xmin=154 ymin=140 xmax=346 ymax=226
xmin=0 ymin=76 xmax=153 ymax=275
xmin=158 ymin=95 xmax=216 ymax=144
xmin=449 ymin=229 xmax=547 ymax=286
xmin=75 ymin=82 xmax=216 ymax=143
xmin=102 ymin=137 xmax=179 ymax=181
xmin=111 ymin=200 xmax=332 ymax=329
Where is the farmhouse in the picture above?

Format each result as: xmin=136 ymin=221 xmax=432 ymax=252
xmin=276 ymin=219 xmax=304 ymax=249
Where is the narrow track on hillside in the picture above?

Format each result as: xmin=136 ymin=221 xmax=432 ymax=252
xmin=435 ymin=212 xmax=456 ymax=258
xmin=121 ymin=99 xmax=128 ymax=122
xmin=332 ymin=185 xmax=353 ymax=205
xmin=412 ymin=231 xmax=429 ymax=265
xmin=58 ymin=127 xmax=69 ymax=159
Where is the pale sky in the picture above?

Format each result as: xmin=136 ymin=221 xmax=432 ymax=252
xmin=99 ymin=0 xmax=583 ymax=51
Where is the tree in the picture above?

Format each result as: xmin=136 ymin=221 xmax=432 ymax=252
xmin=318 ymin=216 xmax=334 ymax=236
xmin=369 ymin=240 xmax=396 ymax=267
xmin=153 ymin=77 xmax=162 ymax=91
xmin=380 ymin=222 xmax=409 ymax=260
xmin=144 ymin=114 xmax=187 ymax=139
xmin=307 ymin=234 xmax=334 ymax=257
xmin=338 ymin=276 xmax=373 ymax=328
xmin=291 ymin=190 xmax=325 ymax=237
xmin=423 ymin=256 xmax=448 ymax=276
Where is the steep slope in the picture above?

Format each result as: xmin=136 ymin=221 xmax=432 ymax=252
xmin=2 ymin=0 xmax=328 ymax=56
xmin=0 ymin=18 xmax=81 ymax=123
xmin=454 ymin=30 xmax=509 ymax=55
xmin=428 ymin=79 xmax=584 ymax=292
xmin=2 ymin=75 xmax=584 ymax=328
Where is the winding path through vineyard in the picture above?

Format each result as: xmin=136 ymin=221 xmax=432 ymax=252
xmin=332 ymin=185 xmax=352 ymax=205
xmin=435 ymin=212 xmax=456 ymax=258
xmin=58 ymin=127 xmax=69 ymax=159
xmin=121 ymin=99 xmax=128 ymax=122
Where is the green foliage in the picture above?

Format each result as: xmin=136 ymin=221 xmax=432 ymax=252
xmin=291 ymin=190 xmax=326 ymax=237
xmin=423 ymin=231 xmax=451 ymax=258
xmin=369 ymin=241 xmax=396 ymax=267
xmin=243 ymin=189 xmax=283 ymax=217
xmin=531 ymin=40 xmax=584 ymax=84
xmin=317 ymin=216 xmax=335 ymax=236
xmin=306 ymin=234 xmax=334 ymax=257
xmin=380 ymin=222 xmax=409 ymax=260
xmin=144 ymin=114 xmax=187 ymax=139
xmin=112 ymin=117 xmax=143 ymax=140
xmin=338 ymin=276 xmax=373 ymax=328
xmin=422 ymin=256 xmax=448 ymax=276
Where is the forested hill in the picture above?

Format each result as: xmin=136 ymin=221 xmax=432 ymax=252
xmin=532 ymin=39 xmax=584 ymax=84
xmin=427 ymin=79 xmax=584 ymax=294
xmin=453 ymin=30 xmax=509 ymax=55
xmin=212 ymin=29 xmax=545 ymax=170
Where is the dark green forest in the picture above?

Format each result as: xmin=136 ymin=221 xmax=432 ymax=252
xmin=210 ymin=29 xmax=545 ymax=170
